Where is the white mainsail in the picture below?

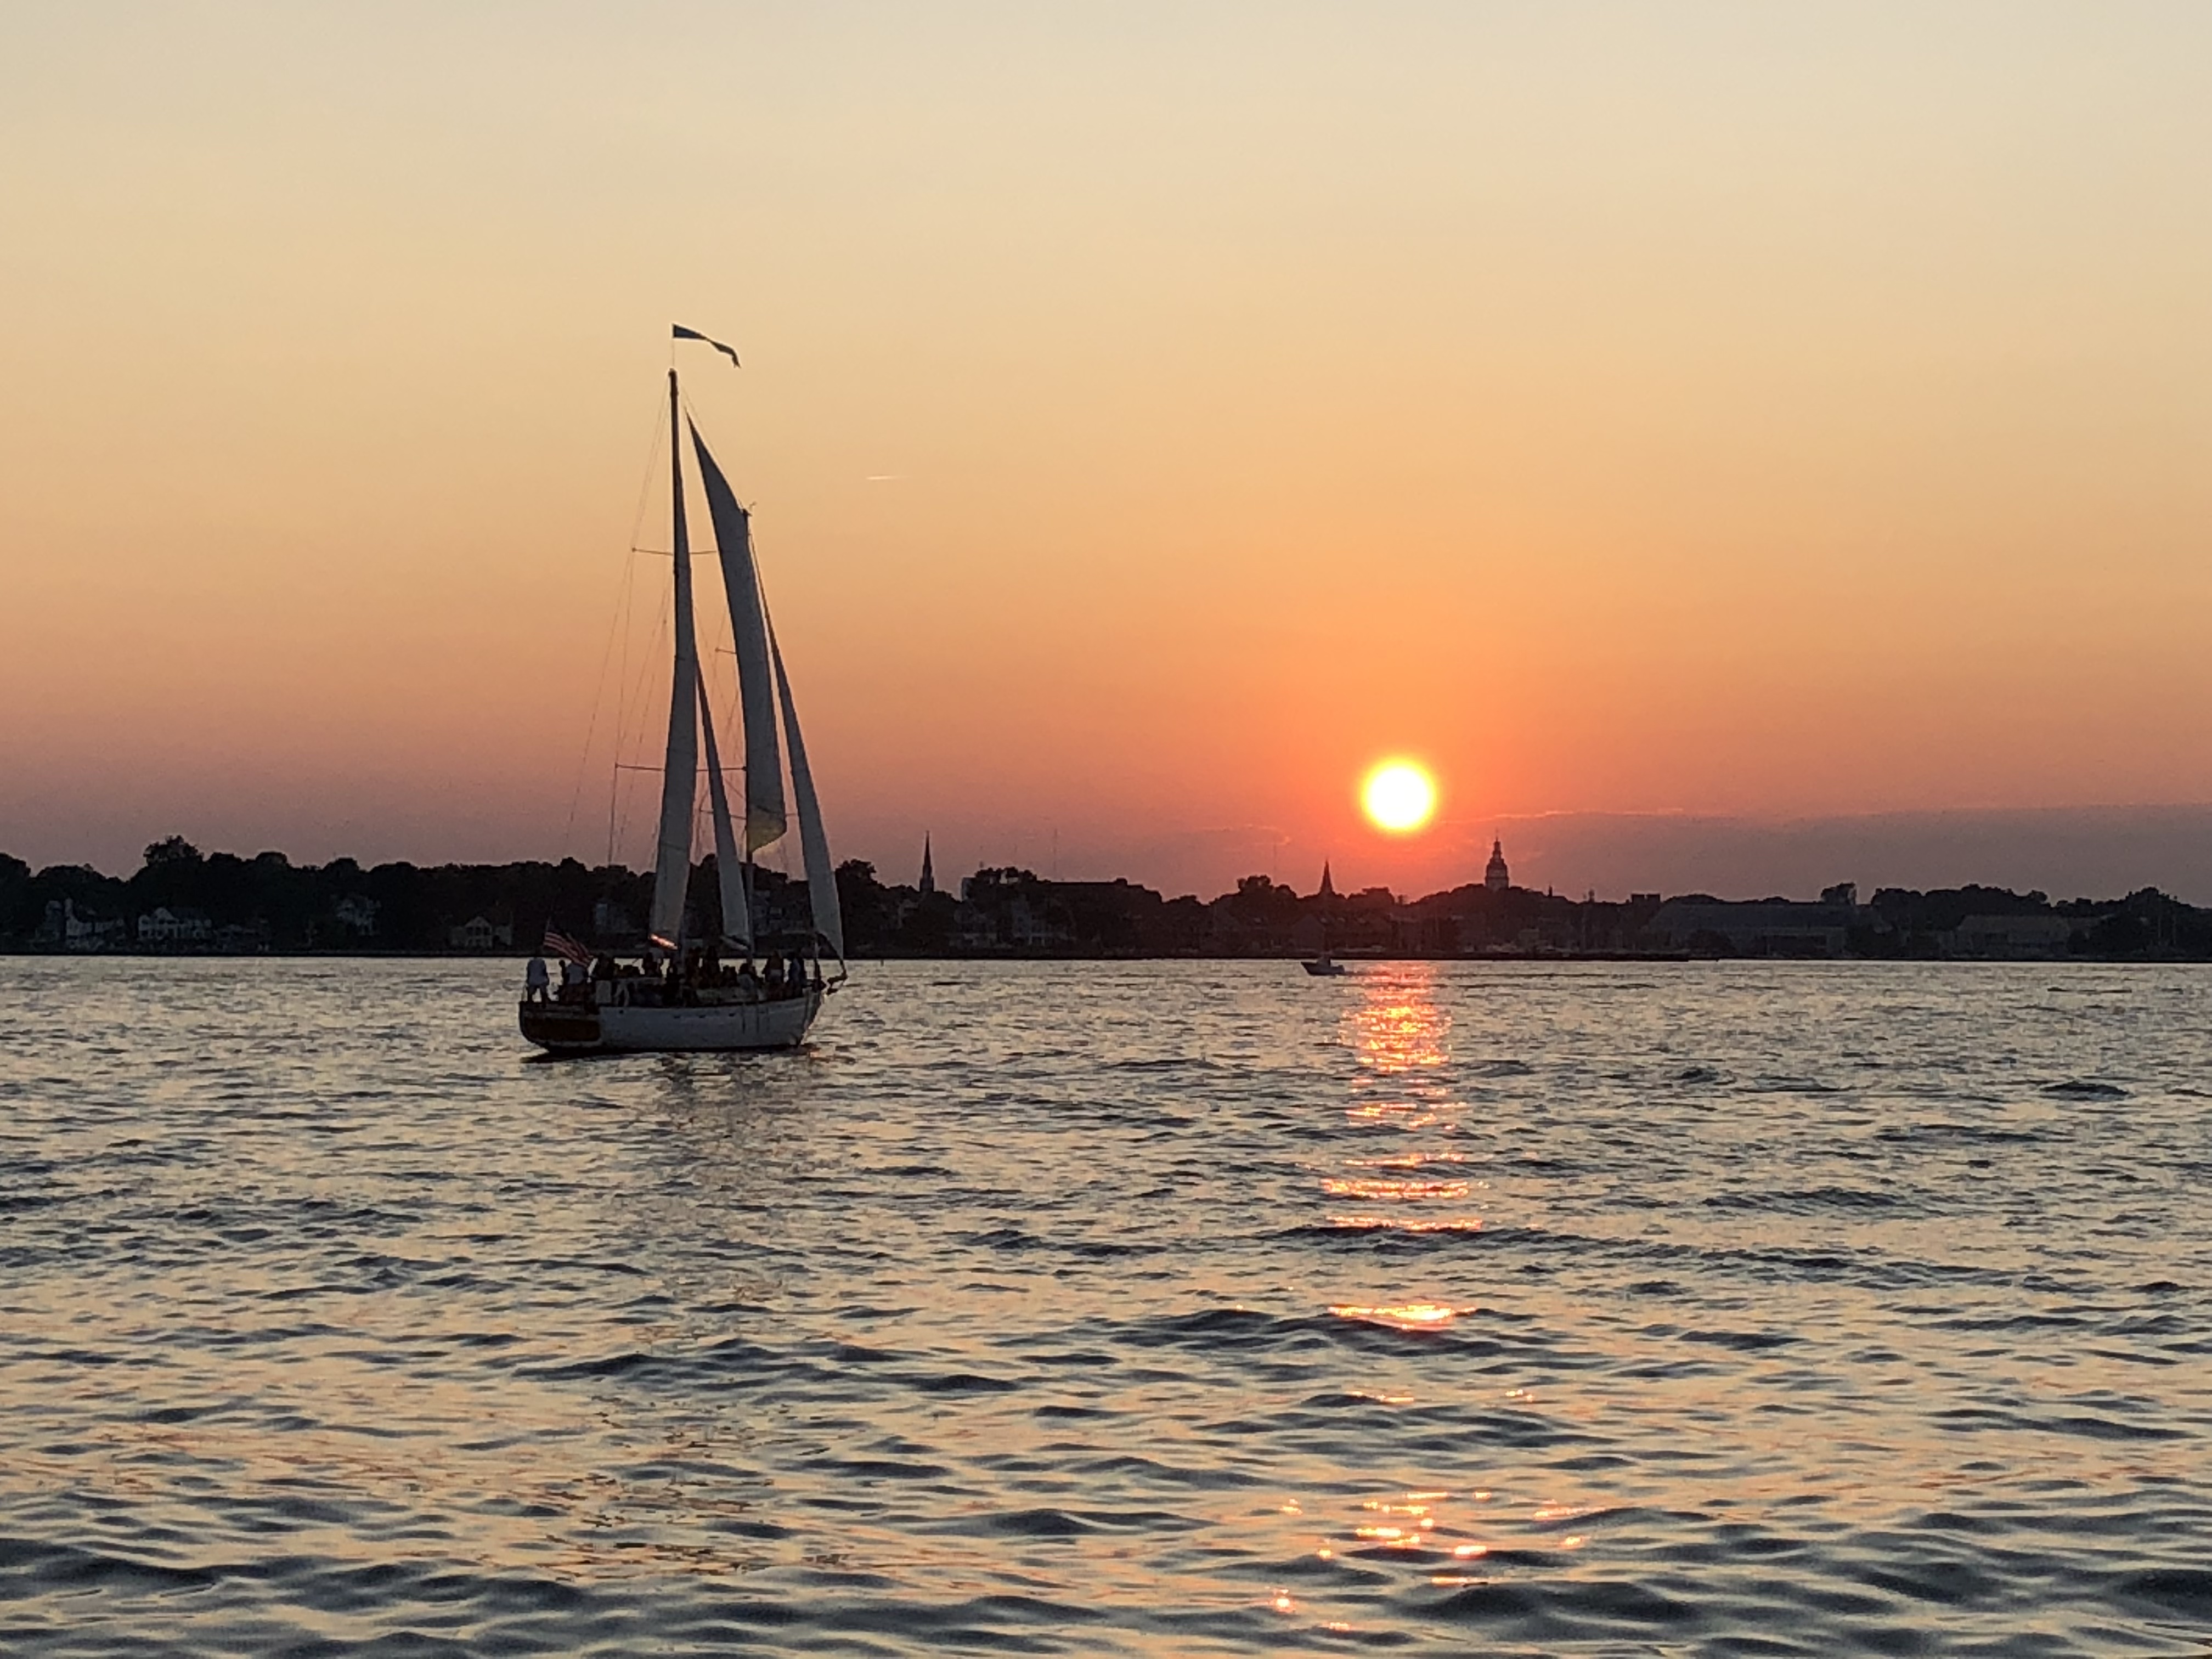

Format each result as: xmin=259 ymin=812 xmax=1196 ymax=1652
xmin=690 ymin=423 xmax=787 ymax=853
xmin=647 ymin=371 xmax=699 ymax=948
xmin=770 ymin=619 xmax=844 ymax=961
xmin=697 ymin=679 xmax=751 ymax=951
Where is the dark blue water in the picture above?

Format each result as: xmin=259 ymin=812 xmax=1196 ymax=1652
xmin=2 ymin=958 xmax=2208 ymax=1655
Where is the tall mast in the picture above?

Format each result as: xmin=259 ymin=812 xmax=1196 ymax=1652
xmin=645 ymin=368 xmax=701 ymax=949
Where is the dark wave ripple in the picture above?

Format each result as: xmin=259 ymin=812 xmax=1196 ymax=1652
xmin=2 ymin=957 xmax=2208 ymax=1655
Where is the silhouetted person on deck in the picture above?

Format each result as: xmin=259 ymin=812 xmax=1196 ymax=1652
xmin=524 ymin=955 xmax=549 ymax=1003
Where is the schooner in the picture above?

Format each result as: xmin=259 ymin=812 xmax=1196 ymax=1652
xmin=521 ymin=341 xmax=843 ymax=1053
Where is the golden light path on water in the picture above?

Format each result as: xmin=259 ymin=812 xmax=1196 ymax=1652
xmin=2 ymin=957 xmax=2209 ymax=1654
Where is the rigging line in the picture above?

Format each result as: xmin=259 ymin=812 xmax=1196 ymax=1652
xmin=605 ymin=550 xmax=641 ymax=867
xmin=678 ymin=379 xmax=764 ymax=528
xmin=608 ymin=547 xmax=635 ymax=866
xmin=622 ymin=387 xmax=686 ymax=789
xmin=676 ymin=381 xmax=716 ymax=447
xmin=612 ymin=762 xmax=650 ymax=873
xmin=627 ymin=390 xmax=669 ymax=556
xmin=564 ymin=546 xmax=642 ymax=860
xmin=618 ymin=612 xmax=651 ymax=812
xmin=601 ymin=394 xmax=673 ymax=867
xmin=614 ymin=394 xmax=670 ymax=737
xmin=610 ymin=601 xmax=671 ymax=870
xmin=566 ymin=394 xmax=669 ymax=862
xmin=619 ymin=592 xmax=674 ymax=763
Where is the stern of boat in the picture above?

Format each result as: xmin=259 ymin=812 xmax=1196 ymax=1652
xmin=520 ymin=998 xmax=603 ymax=1053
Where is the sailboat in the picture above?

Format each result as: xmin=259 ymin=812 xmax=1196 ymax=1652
xmin=521 ymin=350 xmax=843 ymax=1054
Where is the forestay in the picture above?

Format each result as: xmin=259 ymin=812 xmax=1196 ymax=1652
xmin=647 ymin=377 xmax=700 ymax=948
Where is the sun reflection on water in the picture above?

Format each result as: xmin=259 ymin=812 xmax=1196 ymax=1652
xmin=1282 ymin=1483 xmax=1603 ymax=1601
xmin=1321 ymin=1176 xmax=1474 ymax=1200
xmin=1348 ymin=970 xmax=1453 ymax=1075
xmin=1345 ymin=1149 xmax=1467 ymax=1169
xmin=1327 ymin=1301 xmax=1465 ymax=1330
xmin=1324 ymin=1214 xmax=1485 ymax=1233
xmin=1324 ymin=966 xmax=1480 ymax=1342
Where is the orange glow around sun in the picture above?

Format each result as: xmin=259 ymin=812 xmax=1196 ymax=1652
xmin=1362 ymin=761 xmax=1438 ymax=834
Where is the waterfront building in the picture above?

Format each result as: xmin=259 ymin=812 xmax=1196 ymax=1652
xmin=137 ymin=906 xmax=213 ymax=945
xmin=331 ymin=894 xmax=380 ymax=938
xmin=44 ymin=898 xmax=127 ymax=952
xmin=1947 ymin=914 xmax=2075 ymax=957
xmin=1641 ymin=899 xmax=1852 ymax=958
xmin=447 ymin=916 xmax=514 ymax=951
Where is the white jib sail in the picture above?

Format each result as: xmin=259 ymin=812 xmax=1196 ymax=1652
xmin=769 ymin=618 xmax=844 ymax=961
xmin=697 ymin=678 xmax=751 ymax=952
xmin=690 ymin=422 xmax=788 ymax=853
xmin=648 ymin=376 xmax=700 ymax=948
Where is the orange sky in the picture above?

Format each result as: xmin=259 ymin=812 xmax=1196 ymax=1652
xmin=2 ymin=4 xmax=2207 ymax=897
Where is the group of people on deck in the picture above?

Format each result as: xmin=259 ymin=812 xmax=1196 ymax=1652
xmin=524 ymin=945 xmax=820 ymax=1007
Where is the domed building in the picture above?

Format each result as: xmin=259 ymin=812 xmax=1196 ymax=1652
xmin=1485 ymin=838 xmax=1510 ymax=893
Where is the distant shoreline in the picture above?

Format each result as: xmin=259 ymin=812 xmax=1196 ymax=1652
xmin=8 ymin=842 xmax=2209 ymax=962
xmin=3 ymin=946 xmax=1701 ymax=962
xmin=12 ymin=946 xmax=2212 ymax=966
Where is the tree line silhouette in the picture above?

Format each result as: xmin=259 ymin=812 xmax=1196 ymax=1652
xmin=3 ymin=837 xmax=2208 ymax=959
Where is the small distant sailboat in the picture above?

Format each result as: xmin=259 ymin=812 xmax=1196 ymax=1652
xmin=522 ymin=338 xmax=843 ymax=1054
xmin=1301 ymin=860 xmax=1347 ymax=976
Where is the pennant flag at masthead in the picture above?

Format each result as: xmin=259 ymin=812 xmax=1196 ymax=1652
xmin=672 ymin=324 xmax=741 ymax=367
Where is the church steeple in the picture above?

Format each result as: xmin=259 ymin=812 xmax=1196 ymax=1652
xmin=1485 ymin=838 xmax=1509 ymax=893
xmin=918 ymin=834 xmax=936 ymax=896
xmin=1317 ymin=861 xmax=1337 ymax=900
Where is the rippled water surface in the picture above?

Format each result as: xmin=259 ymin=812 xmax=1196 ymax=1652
xmin=3 ymin=958 xmax=2209 ymax=1655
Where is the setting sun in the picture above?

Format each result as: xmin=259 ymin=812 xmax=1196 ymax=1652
xmin=1362 ymin=761 xmax=1438 ymax=834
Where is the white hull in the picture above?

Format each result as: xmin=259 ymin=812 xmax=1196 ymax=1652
xmin=521 ymin=989 xmax=823 ymax=1054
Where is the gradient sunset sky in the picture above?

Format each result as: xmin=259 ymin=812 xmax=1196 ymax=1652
xmin=3 ymin=3 xmax=2207 ymax=898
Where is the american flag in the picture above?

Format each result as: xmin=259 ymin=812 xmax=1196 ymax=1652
xmin=542 ymin=927 xmax=593 ymax=965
